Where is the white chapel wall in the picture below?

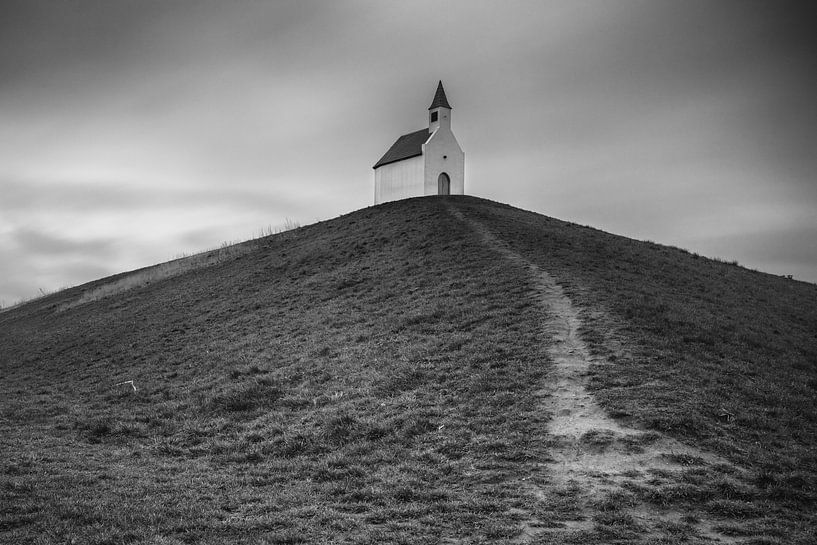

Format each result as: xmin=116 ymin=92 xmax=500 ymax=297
xmin=423 ymin=128 xmax=465 ymax=196
xmin=374 ymin=154 xmax=425 ymax=205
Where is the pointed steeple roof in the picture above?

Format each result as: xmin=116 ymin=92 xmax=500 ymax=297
xmin=428 ymin=80 xmax=452 ymax=110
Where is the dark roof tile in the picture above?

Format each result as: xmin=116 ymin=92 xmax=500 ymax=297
xmin=373 ymin=128 xmax=430 ymax=169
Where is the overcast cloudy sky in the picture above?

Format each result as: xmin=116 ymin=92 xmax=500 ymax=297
xmin=1 ymin=1 xmax=816 ymax=305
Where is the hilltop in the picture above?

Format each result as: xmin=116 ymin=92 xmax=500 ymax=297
xmin=1 ymin=196 xmax=815 ymax=544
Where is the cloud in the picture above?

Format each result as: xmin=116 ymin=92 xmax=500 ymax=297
xmin=0 ymin=175 xmax=323 ymax=218
xmin=0 ymin=225 xmax=119 ymax=304
xmin=690 ymin=223 xmax=817 ymax=283
xmin=1 ymin=1 xmax=816 ymax=302
xmin=0 ymin=176 xmax=147 ymax=214
xmin=8 ymin=228 xmax=116 ymax=257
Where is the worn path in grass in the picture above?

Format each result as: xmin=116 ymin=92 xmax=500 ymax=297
xmin=449 ymin=204 xmax=747 ymax=544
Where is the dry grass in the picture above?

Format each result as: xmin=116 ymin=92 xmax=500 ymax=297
xmin=1 ymin=198 xmax=551 ymax=543
xmin=1 ymin=220 xmax=302 ymax=314
xmin=455 ymin=197 xmax=817 ymax=542
xmin=1 ymin=196 xmax=814 ymax=544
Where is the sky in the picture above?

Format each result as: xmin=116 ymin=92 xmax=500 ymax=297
xmin=2 ymin=0 xmax=816 ymax=305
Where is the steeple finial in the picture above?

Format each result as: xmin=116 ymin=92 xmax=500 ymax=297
xmin=428 ymin=80 xmax=452 ymax=110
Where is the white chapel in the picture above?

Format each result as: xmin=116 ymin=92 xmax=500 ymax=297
xmin=373 ymin=81 xmax=465 ymax=205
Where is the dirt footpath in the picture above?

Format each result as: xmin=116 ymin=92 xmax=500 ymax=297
xmin=449 ymin=204 xmax=748 ymax=544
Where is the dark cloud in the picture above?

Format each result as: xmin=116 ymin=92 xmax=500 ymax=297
xmin=0 ymin=177 xmax=148 ymax=213
xmin=9 ymin=227 xmax=116 ymax=257
xmin=0 ymin=257 xmax=117 ymax=306
xmin=1 ymin=1 xmax=816 ymax=302
xmin=694 ymin=223 xmax=817 ymax=282
xmin=0 ymin=227 xmax=119 ymax=304
xmin=0 ymin=176 xmax=313 ymax=216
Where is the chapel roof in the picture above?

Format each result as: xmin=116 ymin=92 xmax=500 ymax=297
xmin=373 ymin=128 xmax=430 ymax=169
xmin=428 ymin=80 xmax=452 ymax=110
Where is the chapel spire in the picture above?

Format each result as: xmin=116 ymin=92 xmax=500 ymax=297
xmin=428 ymin=80 xmax=452 ymax=110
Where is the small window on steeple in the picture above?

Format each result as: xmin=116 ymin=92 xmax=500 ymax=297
xmin=430 ymin=111 xmax=438 ymax=122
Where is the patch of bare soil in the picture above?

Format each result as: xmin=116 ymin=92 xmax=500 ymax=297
xmin=449 ymin=205 xmax=749 ymax=544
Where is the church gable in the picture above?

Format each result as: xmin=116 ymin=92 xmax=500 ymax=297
xmin=424 ymin=124 xmax=463 ymax=154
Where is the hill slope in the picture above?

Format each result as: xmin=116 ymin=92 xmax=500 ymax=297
xmin=1 ymin=196 xmax=815 ymax=544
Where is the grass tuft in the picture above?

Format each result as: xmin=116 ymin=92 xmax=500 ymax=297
xmin=206 ymin=380 xmax=282 ymax=414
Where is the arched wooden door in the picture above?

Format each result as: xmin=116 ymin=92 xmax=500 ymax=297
xmin=438 ymin=172 xmax=450 ymax=195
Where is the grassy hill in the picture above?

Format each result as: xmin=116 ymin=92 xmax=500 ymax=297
xmin=1 ymin=196 xmax=815 ymax=544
